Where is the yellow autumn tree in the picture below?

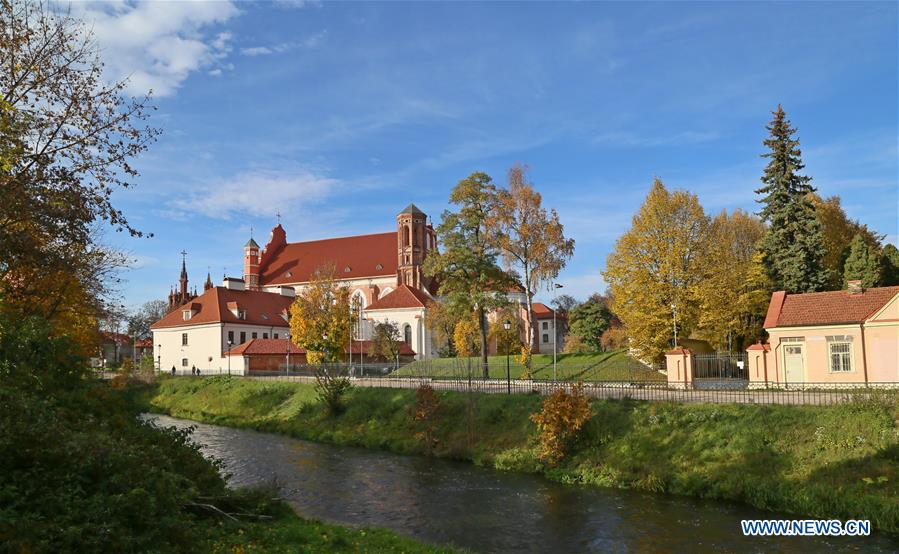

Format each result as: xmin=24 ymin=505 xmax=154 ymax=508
xmin=603 ymin=178 xmax=711 ymax=361
xmin=694 ymin=209 xmax=766 ymax=350
xmin=453 ymin=312 xmax=481 ymax=358
xmin=289 ymin=267 xmax=352 ymax=364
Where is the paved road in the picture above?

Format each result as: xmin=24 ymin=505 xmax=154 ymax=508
xmin=98 ymin=370 xmax=876 ymax=406
xmin=243 ymin=374 xmax=865 ymax=406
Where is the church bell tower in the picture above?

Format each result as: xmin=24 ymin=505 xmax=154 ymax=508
xmin=396 ymin=203 xmax=432 ymax=289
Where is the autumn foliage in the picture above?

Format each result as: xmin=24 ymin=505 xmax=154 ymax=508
xmin=530 ymin=383 xmax=592 ymax=465
xmin=410 ymin=384 xmax=441 ymax=454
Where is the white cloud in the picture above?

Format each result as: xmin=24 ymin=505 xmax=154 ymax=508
xmin=70 ymin=1 xmax=239 ymax=97
xmin=533 ymin=273 xmax=608 ymax=304
xmin=593 ymin=130 xmax=719 ymax=147
xmin=240 ymin=31 xmax=327 ymax=56
xmin=241 ymin=46 xmax=273 ymax=57
xmin=172 ymin=170 xmax=339 ymax=220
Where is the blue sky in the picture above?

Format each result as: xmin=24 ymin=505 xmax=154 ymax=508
xmin=78 ymin=1 xmax=898 ymax=309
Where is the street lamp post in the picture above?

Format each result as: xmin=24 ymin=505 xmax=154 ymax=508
xmin=552 ymin=283 xmax=563 ymax=382
xmin=227 ymin=340 xmax=232 ymax=375
xmin=157 ymin=344 xmax=162 ymax=373
xmin=503 ymin=320 xmax=512 ymax=394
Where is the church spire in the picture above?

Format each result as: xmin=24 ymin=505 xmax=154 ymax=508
xmin=179 ymin=250 xmax=189 ymax=299
xmin=204 ymin=267 xmax=213 ymax=291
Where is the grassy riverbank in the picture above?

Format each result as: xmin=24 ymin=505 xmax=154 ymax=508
xmin=0 ymin=378 xmax=459 ymax=553
xmin=147 ymin=376 xmax=899 ymax=534
xmin=393 ymin=349 xmax=664 ymax=381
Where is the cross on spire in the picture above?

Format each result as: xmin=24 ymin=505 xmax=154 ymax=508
xmin=276 ymin=211 xmax=281 ymax=224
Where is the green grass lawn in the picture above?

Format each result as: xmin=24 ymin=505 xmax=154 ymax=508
xmin=147 ymin=377 xmax=899 ymax=534
xmin=202 ymin=512 xmax=464 ymax=553
xmin=391 ymin=349 xmax=664 ymax=382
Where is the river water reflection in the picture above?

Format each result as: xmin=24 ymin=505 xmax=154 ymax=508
xmin=144 ymin=414 xmax=898 ymax=553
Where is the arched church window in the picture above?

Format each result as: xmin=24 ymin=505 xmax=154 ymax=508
xmin=403 ymin=324 xmax=412 ymax=345
xmin=403 ymin=225 xmax=410 ymax=247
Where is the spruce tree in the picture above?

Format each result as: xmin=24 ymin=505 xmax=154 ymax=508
xmin=755 ymin=105 xmax=829 ymax=293
xmin=843 ymin=234 xmax=882 ymax=288
xmin=882 ymin=244 xmax=899 ymax=286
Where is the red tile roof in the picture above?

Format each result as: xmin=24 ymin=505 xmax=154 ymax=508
xmin=764 ymin=286 xmax=899 ymax=328
xmin=226 ymin=338 xmax=415 ymax=357
xmin=366 ymin=284 xmax=432 ymax=310
xmin=260 ymin=232 xmax=397 ymax=286
xmin=135 ymin=338 xmax=153 ymax=348
xmin=226 ymin=339 xmax=305 ymax=356
xmin=151 ymin=287 xmax=293 ymax=330
xmin=666 ymin=347 xmax=692 ymax=355
xmin=531 ymin=302 xmax=561 ymax=320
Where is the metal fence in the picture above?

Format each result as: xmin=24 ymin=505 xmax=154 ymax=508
xmin=127 ymin=368 xmax=899 ymax=407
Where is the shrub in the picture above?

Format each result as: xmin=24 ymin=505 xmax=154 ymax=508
xmin=562 ymin=334 xmax=592 ymax=354
xmin=517 ymin=346 xmax=532 ymax=379
xmin=600 ymin=327 xmax=628 ymax=351
xmin=530 ymin=383 xmax=592 ymax=465
xmin=314 ymin=369 xmax=352 ymax=415
xmin=410 ymin=385 xmax=441 ymax=454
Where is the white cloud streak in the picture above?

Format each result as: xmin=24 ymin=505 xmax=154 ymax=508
xmin=172 ymin=170 xmax=340 ymax=220
xmin=240 ymin=31 xmax=327 ymax=56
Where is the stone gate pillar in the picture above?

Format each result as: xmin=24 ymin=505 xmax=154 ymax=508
xmin=665 ymin=347 xmax=693 ymax=389
xmin=746 ymin=343 xmax=770 ymax=389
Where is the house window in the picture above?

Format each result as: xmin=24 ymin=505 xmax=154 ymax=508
xmin=827 ymin=336 xmax=853 ymax=372
xmin=252 ymin=332 xmax=258 ymax=339
xmin=542 ymin=321 xmax=548 ymax=330
xmin=182 ymin=310 xmax=191 ymax=320
xmin=238 ymin=310 xmax=247 ymax=320
xmin=181 ymin=333 xmax=188 ymax=346
xmin=263 ymin=333 xmax=269 ymax=339
xmin=227 ymin=331 xmax=234 ymax=345
xmin=542 ymin=333 xmax=549 ymax=343
xmin=181 ymin=358 xmax=188 ymax=367
xmin=240 ymin=331 xmax=246 ymax=344
xmin=404 ymin=324 xmax=412 ymax=345
xmin=274 ymin=333 xmax=279 ymax=339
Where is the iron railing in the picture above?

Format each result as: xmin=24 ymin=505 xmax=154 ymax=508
xmin=127 ymin=369 xmax=899 ymax=407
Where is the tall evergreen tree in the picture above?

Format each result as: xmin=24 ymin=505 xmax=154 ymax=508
xmin=755 ymin=105 xmax=829 ymax=293
xmin=882 ymin=244 xmax=899 ymax=286
xmin=843 ymin=234 xmax=882 ymax=288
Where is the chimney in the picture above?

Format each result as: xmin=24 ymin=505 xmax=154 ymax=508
xmin=847 ymin=280 xmax=863 ymax=295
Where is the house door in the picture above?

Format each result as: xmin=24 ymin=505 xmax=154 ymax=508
xmin=784 ymin=345 xmax=804 ymax=383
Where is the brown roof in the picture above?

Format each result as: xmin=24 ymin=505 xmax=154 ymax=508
xmin=260 ymin=232 xmax=397 ymax=286
xmin=151 ymin=287 xmax=293 ymax=330
xmin=746 ymin=343 xmax=770 ymax=351
xmin=764 ymin=286 xmax=899 ymax=328
xmin=366 ymin=284 xmax=432 ymax=310
xmin=226 ymin=338 xmax=415 ymax=357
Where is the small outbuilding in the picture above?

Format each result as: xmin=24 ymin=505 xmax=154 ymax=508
xmin=749 ymin=281 xmax=899 ymax=386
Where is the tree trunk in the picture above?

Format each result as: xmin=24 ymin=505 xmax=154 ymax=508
xmin=478 ymin=306 xmax=489 ymax=379
xmin=524 ymin=263 xmax=534 ymax=370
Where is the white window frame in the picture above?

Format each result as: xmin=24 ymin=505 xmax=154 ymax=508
xmin=826 ymin=335 xmax=854 ymax=373
xmin=181 ymin=358 xmax=188 ymax=367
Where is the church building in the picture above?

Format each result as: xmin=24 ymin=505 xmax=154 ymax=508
xmin=151 ymin=204 xmax=447 ymax=373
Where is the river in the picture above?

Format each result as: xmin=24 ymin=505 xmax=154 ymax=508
xmin=144 ymin=414 xmax=899 ymax=553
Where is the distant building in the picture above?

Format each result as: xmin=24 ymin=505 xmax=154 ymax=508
xmin=151 ymin=204 xmax=559 ymax=373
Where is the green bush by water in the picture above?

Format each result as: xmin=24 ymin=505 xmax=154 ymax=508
xmin=149 ymin=377 xmax=899 ymax=533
